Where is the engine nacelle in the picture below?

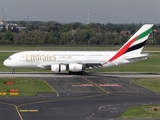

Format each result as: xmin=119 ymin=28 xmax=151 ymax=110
xmin=69 ymin=63 xmax=83 ymax=72
xmin=51 ymin=64 xmax=66 ymax=73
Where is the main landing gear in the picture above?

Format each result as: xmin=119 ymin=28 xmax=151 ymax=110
xmin=12 ymin=68 xmax=16 ymax=74
xmin=69 ymin=71 xmax=85 ymax=75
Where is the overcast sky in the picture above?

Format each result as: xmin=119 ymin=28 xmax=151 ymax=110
xmin=0 ymin=0 xmax=160 ymax=24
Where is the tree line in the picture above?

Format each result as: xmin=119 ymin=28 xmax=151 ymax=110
xmin=0 ymin=21 xmax=160 ymax=46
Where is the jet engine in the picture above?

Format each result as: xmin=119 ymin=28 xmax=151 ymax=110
xmin=69 ymin=63 xmax=83 ymax=72
xmin=51 ymin=64 xmax=66 ymax=73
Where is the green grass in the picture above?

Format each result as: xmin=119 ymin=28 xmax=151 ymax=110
xmin=0 ymin=78 xmax=55 ymax=96
xmin=120 ymin=78 xmax=160 ymax=118
xmin=120 ymin=105 xmax=160 ymax=118
xmin=0 ymin=45 xmax=160 ymax=51
xmin=132 ymin=78 xmax=160 ymax=93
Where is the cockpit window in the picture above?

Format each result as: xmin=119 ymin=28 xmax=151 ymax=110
xmin=8 ymin=58 xmax=11 ymax=60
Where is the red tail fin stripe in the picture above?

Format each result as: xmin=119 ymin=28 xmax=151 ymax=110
xmin=109 ymin=36 xmax=138 ymax=62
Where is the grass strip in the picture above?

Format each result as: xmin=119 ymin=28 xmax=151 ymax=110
xmin=0 ymin=46 xmax=160 ymax=51
xmin=120 ymin=105 xmax=160 ymax=118
xmin=0 ymin=78 xmax=55 ymax=96
xmin=120 ymin=78 xmax=160 ymax=118
xmin=132 ymin=78 xmax=160 ymax=93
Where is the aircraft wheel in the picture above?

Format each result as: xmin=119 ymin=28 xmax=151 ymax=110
xmin=82 ymin=71 xmax=85 ymax=75
xmin=12 ymin=68 xmax=16 ymax=74
xmin=69 ymin=71 xmax=72 ymax=74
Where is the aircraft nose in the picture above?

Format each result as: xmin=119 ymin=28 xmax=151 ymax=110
xmin=3 ymin=59 xmax=10 ymax=67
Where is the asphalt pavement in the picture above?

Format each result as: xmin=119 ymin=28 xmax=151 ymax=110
xmin=0 ymin=73 xmax=160 ymax=120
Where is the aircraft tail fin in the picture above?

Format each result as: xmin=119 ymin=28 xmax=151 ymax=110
xmin=108 ymin=24 xmax=154 ymax=62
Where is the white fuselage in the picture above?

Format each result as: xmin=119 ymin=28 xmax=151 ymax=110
xmin=4 ymin=51 xmax=116 ymax=68
xmin=3 ymin=50 xmax=148 ymax=73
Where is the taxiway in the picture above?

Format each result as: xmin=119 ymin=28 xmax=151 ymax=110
xmin=0 ymin=73 xmax=159 ymax=120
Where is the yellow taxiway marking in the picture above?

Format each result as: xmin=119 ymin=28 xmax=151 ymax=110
xmin=19 ymin=110 xmax=38 ymax=112
xmin=29 ymin=110 xmax=38 ymax=112
xmin=17 ymin=93 xmax=107 ymax=108
xmin=0 ymin=79 xmax=109 ymax=120
xmin=19 ymin=110 xmax=28 ymax=112
xmin=82 ymin=77 xmax=110 ymax=94
xmin=44 ymin=80 xmax=59 ymax=96
xmin=0 ymin=102 xmax=23 ymax=120
xmin=15 ymin=106 xmax=24 ymax=120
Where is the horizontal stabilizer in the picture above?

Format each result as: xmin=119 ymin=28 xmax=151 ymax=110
xmin=126 ymin=54 xmax=148 ymax=62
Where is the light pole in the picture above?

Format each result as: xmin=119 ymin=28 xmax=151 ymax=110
xmin=27 ymin=13 xmax=30 ymax=21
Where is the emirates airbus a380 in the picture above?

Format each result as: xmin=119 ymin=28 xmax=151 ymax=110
xmin=3 ymin=24 xmax=153 ymax=74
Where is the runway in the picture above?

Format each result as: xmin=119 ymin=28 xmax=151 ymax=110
xmin=0 ymin=73 xmax=160 ymax=120
xmin=1 ymin=72 xmax=160 ymax=78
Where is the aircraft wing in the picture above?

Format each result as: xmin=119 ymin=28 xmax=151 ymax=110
xmin=37 ymin=63 xmax=51 ymax=69
xmin=82 ymin=62 xmax=103 ymax=69
xmin=36 ymin=61 xmax=103 ymax=70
